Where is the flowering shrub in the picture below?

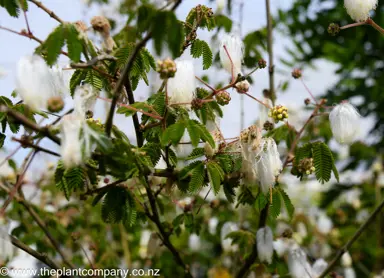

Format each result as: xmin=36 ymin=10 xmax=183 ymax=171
xmin=0 ymin=0 xmax=383 ymax=277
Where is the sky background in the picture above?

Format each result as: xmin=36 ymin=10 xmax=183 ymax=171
xmin=0 ymin=0 xmax=372 ymax=273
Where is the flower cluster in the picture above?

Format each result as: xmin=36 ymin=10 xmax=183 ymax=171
xmin=298 ymin=158 xmax=316 ymax=175
xmin=215 ymin=91 xmax=231 ymax=106
xmin=268 ymin=105 xmax=289 ymax=123
xmin=156 ymin=58 xmax=177 ymax=79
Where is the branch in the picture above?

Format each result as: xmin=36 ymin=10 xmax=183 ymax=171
xmin=265 ymin=0 xmax=275 ymax=104
xmin=0 ymin=106 xmax=61 ymax=145
xmin=70 ymin=54 xmax=117 ymax=69
xmin=12 ymin=137 xmax=60 ymax=157
xmin=28 ymin=0 xmax=64 ymax=24
xmin=318 ymin=198 xmax=384 ymax=278
xmin=236 ymin=205 xmax=269 ymax=278
xmin=10 ymin=235 xmax=61 ymax=269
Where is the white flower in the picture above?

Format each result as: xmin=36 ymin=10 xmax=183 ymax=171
xmin=273 ymin=238 xmax=289 ymax=257
xmin=329 ymin=101 xmax=361 ymax=145
xmin=167 ymin=60 xmax=195 ymax=106
xmin=255 ymin=138 xmax=283 ymax=193
xmin=0 ymin=219 xmax=14 ymax=262
xmin=341 ymin=252 xmax=353 ymax=267
xmin=60 ymin=114 xmax=101 ymax=168
xmin=221 ymin=222 xmax=238 ymax=252
xmin=73 ymin=84 xmax=99 ymax=117
xmin=288 ymin=248 xmax=313 ymax=278
xmin=0 ymin=154 xmax=14 ymax=179
xmin=311 ymin=259 xmax=328 ymax=277
xmin=256 ymin=226 xmax=273 ymax=264
xmin=344 ymin=267 xmax=356 ymax=278
xmin=189 ymin=234 xmax=201 ymax=251
xmin=16 ymin=55 xmax=64 ymax=111
xmin=317 ymin=213 xmax=333 ymax=234
xmin=220 ymin=34 xmax=244 ymax=76
xmin=344 ymin=0 xmax=377 ymax=22
xmin=209 ymin=217 xmax=219 ymax=234
xmin=216 ymin=0 xmax=226 ymax=12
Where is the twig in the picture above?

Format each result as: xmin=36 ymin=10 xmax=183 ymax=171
xmin=12 ymin=137 xmax=60 ymax=157
xmin=236 ymin=205 xmax=269 ymax=278
xmin=28 ymin=0 xmax=64 ymax=24
xmin=318 ymin=198 xmax=384 ymax=278
xmin=70 ymin=54 xmax=117 ymax=69
xmin=10 ymin=235 xmax=61 ymax=269
xmin=243 ymin=92 xmax=271 ymax=108
xmin=265 ymin=0 xmax=275 ymax=104
xmin=300 ymin=78 xmax=318 ymax=105
xmin=0 ymin=106 xmax=60 ymax=145
xmin=0 ymin=145 xmax=22 ymax=168
xmin=80 ymin=179 xmax=125 ymax=198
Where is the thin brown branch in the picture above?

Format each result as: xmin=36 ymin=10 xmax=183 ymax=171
xmin=70 ymin=54 xmax=117 ymax=69
xmin=10 ymin=235 xmax=61 ymax=269
xmin=318 ymin=198 xmax=384 ymax=278
xmin=28 ymin=0 xmax=64 ymax=24
xmin=12 ymin=137 xmax=60 ymax=157
xmin=0 ymin=106 xmax=61 ymax=145
xmin=265 ymin=0 xmax=275 ymax=104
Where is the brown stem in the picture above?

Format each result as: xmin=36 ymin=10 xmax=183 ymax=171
xmin=366 ymin=18 xmax=384 ymax=35
xmin=12 ymin=137 xmax=60 ymax=157
xmin=28 ymin=0 xmax=64 ymax=24
xmin=243 ymin=92 xmax=271 ymax=108
xmin=265 ymin=0 xmax=275 ymax=104
xmin=0 ymin=106 xmax=61 ymax=144
xmin=10 ymin=235 xmax=61 ymax=269
xmin=318 ymin=198 xmax=384 ymax=278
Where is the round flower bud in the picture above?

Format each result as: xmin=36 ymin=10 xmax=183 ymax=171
xmin=268 ymin=105 xmax=289 ymax=123
xmin=47 ymin=96 xmax=64 ymax=113
xmin=156 ymin=58 xmax=177 ymax=79
xmin=291 ymin=68 xmax=302 ymax=79
xmin=297 ymin=157 xmax=316 ymax=175
xmin=304 ymin=98 xmax=311 ymax=105
xmin=74 ymin=21 xmax=88 ymax=33
xmin=258 ymin=59 xmax=267 ymax=69
xmin=235 ymin=80 xmax=250 ymax=94
xmin=191 ymin=98 xmax=204 ymax=110
xmin=263 ymin=121 xmax=274 ymax=131
xmin=328 ymin=23 xmax=340 ymax=36
xmin=215 ymin=91 xmax=231 ymax=106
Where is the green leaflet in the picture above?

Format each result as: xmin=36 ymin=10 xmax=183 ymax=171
xmin=207 ymin=161 xmax=225 ymax=195
xmin=55 ymin=161 xmax=86 ymax=200
xmin=190 ymin=39 xmax=213 ymax=70
xmin=188 ymin=162 xmax=205 ymax=194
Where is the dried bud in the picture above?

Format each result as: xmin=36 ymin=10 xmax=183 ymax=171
xmin=304 ymin=98 xmax=311 ymax=105
xmin=327 ymin=23 xmax=340 ymax=36
xmin=47 ymin=96 xmax=64 ymax=113
xmin=210 ymin=199 xmax=220 ymax=208
xmin=235 ymin=80 xmax=250 ymax=94
xmin=215 ymin=91 xmax=231 ymax=106
xmin=263 ymin=120 xmax=274 ymax=131
xmin=156 ymin=58 xmax=177 ymax=79
xmin=90 ymin=16 xmax=111 ymax=36
xmin=191 ymin=98 xmax=204 ymax=110
xmin=297 ymin=158 xmax=315 ymax=175
xmin=268 ymin=105 xmax=288 ymax=123
xmin=20 ymin=135 xmax=33 ymax=148
xmin=103 ymin=177 xmax=110 ymax=183
xmin=258 ymin=59 xmax=267 ymax=69
xmin=85 ymin=110 xmax=94 ymax=119
xmin=282 ymin=229 xmax=293 ymax=238
xmin=74 ymin=21 xmax=88 ymax=33
xmin=291 ymin=68 xmax=302 ymax=79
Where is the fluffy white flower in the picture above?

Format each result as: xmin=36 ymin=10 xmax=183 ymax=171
xmin=273 ymin=238 xmax=289 ymax=257
xmin=288 ymin=248 xmax=313 ymax=278
xmin=221 ymin=222 xmax=238 ymax=252
xmin=344 ymin=0 xmax=377 ymax=22
xmin=255 ymin=138 xmax=283 ymax=193
xmin=73 ymin=84 xmax=98 ymax=117
xmin=16 ymin=55 xmax=65 ymax=111
xmin=311 ymin=259 xmax=328 ymax=277
xmin=209 ymin=217 xmax=219 ymax=234
xmin=0 ymin=219 xmax=14 ymax=262
xmin=317 ymin=213 xmax=333 ymax=234
xmin=220 ymin=34 xmax=244 ymax=76
xmin=256 ymin=226 xmax=273 ymax=264
xmin=344 ymin=267 xmax=356 ymax=278
xmin=189 ymin=234 xmax=201 ymax=251
xmin=60 ymin=114 xmax=101 ymax=168
xmin=167 ymin=60 xmax=195 ymax=106
xmin=341 ymin=252 xmax=353 ymax=267
xmin=329 ymin=101 xmax=361 ymax=145
xmin=216 ymin=0 xmax=226 ymax=12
